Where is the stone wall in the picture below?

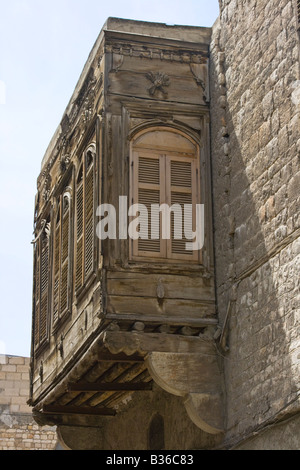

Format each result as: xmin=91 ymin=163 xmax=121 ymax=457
xmin=57 ymin=383 xmax=223 ymax=450
xmin=0 ymin=356 xmax=58 ymax=450
xmin=210 ymin=0 xmax=300 ymax=448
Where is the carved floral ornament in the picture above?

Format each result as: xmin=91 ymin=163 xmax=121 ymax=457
xmin=31 ymin=219 xmax=51 ymax=245
xmin=146 ymin=72 xmax=170 ymax=99
xmin=60 ymin=154 xmax=71 ymax=174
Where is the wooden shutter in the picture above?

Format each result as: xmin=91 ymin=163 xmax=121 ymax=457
xmin=131 ymin=130 xmax=200 ymax=262
xmin=52 ymin=206 xmax=61 ymax=326
xmin=40 ymin=232 xmax=49 ymax=342
xmin=134 ymin=152 xmax=164 ymax=257
xmin=167 ymin=156 xmax=198 ymax=260
xmin=35 ymin=222 xmax=50 ymax=348
xmin=60 ymin=195 xmax=70 ymax=314
xmin=85 ymin=154 xmax=94 ymax=278
xmin=76 ymin=171 xmax=84 ymax=291
xmin=34 ymin=244 xmax=40 ymax=346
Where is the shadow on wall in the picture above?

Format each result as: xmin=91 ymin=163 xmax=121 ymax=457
xmin=210 ymin=2 xmax=300 ymax=450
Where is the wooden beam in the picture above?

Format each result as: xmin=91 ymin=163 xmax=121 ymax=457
xmin=42 ymin=404 xmax=116 ymax=417
xmin=68 ymin=381 xmax=153 ymax=393
xmin=105 ymin=313 xmax=218 ymax=328
xmin=97 ymin=352 xmax=145 ymax=363
xmin=101 ymin=331 xmax=218 ymax=356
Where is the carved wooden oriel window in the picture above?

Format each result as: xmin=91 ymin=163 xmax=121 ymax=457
xmin=34 ymin=217 xmax=51 ymax=349
xmin=75 ymin=144 xmax=96 ymax=293
xmin=130 ymin=128 xmax=201 ymax=262
xmin=52 ymin=189 xmax=72 ymax=330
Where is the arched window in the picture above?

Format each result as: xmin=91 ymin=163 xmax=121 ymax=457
xmin=52 ymin=189 xmax=72 ymax=330
xmin=34 ymin=217 xmax=51 ymax=349
xmin=75 ymin=143 xmax=96 ymax=293
xmin=130 ymin=127 xmax=201 ymax=262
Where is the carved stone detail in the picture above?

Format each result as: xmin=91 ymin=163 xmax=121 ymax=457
xmin=190 ymin=63 xmax=209 ymax=103
xmin=43 ymin=174 xmax=52 ymax=202
xmin=146 ymin=72 xmax=170 ymax=99
xmin=110 ymin=44 xmax=208 ymax=65
xmin=146 ymin=351 xmax=224 ymax=435
xmin=60 ymin=154 xmax=71 ymax=174
xmin=112 ymin=53 xmax=124 ymax=72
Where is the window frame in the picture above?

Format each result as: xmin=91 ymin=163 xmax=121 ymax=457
xmin=34 ymin=216 xmax=51 ymax=353
xmin=51 ymin=188 xmax=73 ymax=333
xmin=75 ymin=143 xmax=97 ymax=298
xmin=129 ymin=127 xmax=202 ymax=264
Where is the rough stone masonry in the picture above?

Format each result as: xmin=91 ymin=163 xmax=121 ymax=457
xmin=210 ymin=0 xmax=300 ymax=449
xmin=0 ymin=356 xmax=57 ymax=450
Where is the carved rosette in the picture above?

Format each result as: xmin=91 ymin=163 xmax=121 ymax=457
xmin=146 ymin=72 xmax=170 ymax=99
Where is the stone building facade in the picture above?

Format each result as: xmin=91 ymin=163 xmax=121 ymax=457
xmin=29 ymin=1 xmax=300 ymax=450
xmin=210 ymin=0 xmax=300 ymax=449
xmin=0 ymin=356 xmax=57 ymax=450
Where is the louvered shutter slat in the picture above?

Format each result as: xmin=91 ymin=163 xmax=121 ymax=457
xmin=171 ymin=191 xmax=193 ymax=256
xmin=34 ymin=248 xmax=40 ymax=346
xmin=76 ymin=182 xmax=84 ymax=291
xmin=85 ymin=166 xmax=94 ymax=277
xmin=138 ymin=188 xmax=160 ymax=252
xmin=60 ymin=202 xmax=70 ymax=314
xmin=137 ymin=155 xmax=161 ymax=255
xmin=39 ymin=234 xmax=49 ymax=343
xmin=169 ymin=159 xmax=194 ymax=258
xmin=53 ymin=213 xmax=60 ymax=325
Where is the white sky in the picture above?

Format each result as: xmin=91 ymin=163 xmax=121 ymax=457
xmin=0 ymin=0 xmax=219 ymax=357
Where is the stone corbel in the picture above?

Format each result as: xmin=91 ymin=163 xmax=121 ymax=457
xmin=146 ymin=351 xmax=224 ymax=435
xmin=101 ymin=330 xmax=224 ymax=435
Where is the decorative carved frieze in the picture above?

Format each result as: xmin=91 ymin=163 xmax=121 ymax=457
xmin=108 ymin=43 xmax=208 ymax=65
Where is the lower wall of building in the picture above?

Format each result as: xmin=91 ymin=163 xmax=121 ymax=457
xmin=0 ymin=355 xmax=58 ymax=450
xmin=210 ymin=0 xmax=300 ymax=448
xmin=0 ymin=417 xmax=58 ymax=451
xmin=57 ymin=384 xmax=224 ymax=451
xmin=232 ymin=414 xmax=300 ymax=450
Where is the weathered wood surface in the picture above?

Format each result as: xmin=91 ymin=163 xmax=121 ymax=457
xmin=101 ymin=331 xmax=217 ymax=356
xmin=106 ymin=272 xmax=214 ymax=299
xmin=107 ymin=293 xmax=214 ymax=314
xmin=30 ymin=19 xmax=218 ymax=439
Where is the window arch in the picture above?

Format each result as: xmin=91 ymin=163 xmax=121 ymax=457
xmin=130 ymin=127 xmax=201 ymax=262
xmin=52 ymin=188 xmax=72 ymax=330
xmin=75 ymin=143 xmax=96 ymax=293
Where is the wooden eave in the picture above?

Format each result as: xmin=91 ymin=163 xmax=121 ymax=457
xmin=104 ymin=29 xmax=211 ymax=54
xmin=31 ymin=327 xmax=221 ymax=428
